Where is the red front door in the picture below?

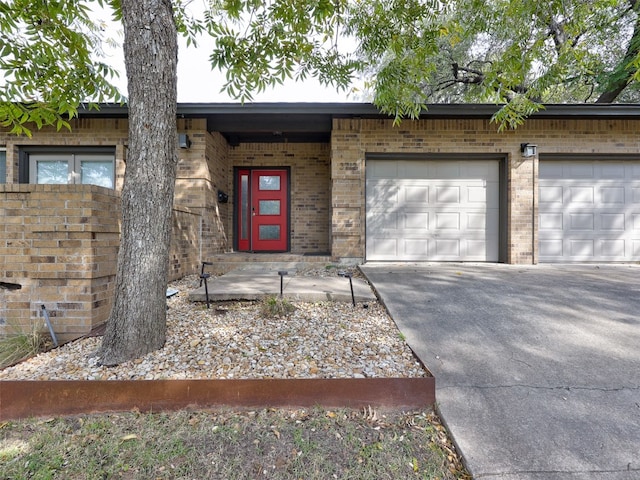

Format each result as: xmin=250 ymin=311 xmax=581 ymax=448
xmin=237 ymin=169 xmax=289 ymax=252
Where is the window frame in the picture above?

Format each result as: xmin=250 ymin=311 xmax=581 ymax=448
xmin=20 ymin=147 xmax=116 ymax=188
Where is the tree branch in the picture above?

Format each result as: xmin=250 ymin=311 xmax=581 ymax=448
xmin=596 ymin=3 xmax=640 ymax=102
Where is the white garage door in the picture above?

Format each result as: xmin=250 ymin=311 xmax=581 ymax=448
xmin=539 ymin=160 xmax=640 ymax=262
xmin=366 ymin=159 xmax=500 ymax=261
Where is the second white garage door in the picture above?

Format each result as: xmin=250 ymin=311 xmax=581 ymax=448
xmin=366 ymin=159 xmax=500 ymax=261
xmin=539 ymin=160 xmax=640 ymax=262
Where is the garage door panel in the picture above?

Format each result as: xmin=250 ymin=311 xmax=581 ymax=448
xmin=540 ymin=238 xmax=563 ymax=257
xmin=540 ymin=185 xmax=563 ymax=204
xmin=539 ymin=160 xmax=640 ymax=262
xmin=600 ymin=213 xmax=625 ymax=231
xmin=435 ymin=212 xmax=460 ymax=230
xmin=540 ymin=213 xmax=563 ymax=230
xmin=404 ymin=212 xmax=429 ymax=229
xmin=569 ymin=186 xmax=595 ymax=204
xmin=434 ymin=163 xmax=461 ymax=178
xmin=436 ymin=185 xmax=460 ymax=203
xmin=569 ymin=213 xmax=594 ymax=231
xmin=435 ymin=239 xmax=460 ymax=257
xmin=468 ymin=185 xmax=489 ymax=203
xmin=600 ymin=187 xmax=625 ymax=204
xmin=467 ymin=213 xmax=486 ymax=230
xmin=602 ymin=164 xmax=626 ymax=178
xmin=369 ymin=238 xmax=398 ymax=258
xmin=568 ymin=163 xmax=595 ymax=178
xmin=540 ymin=162 xmax=564 ymax=178
xmin=367 ymin=184 xmax=398 ymax=206
xmin=601 ymin=239 xmax=625 ymax=256
xmin=404 ymin=239 xmax=429 ymax=256
xmin=405 ymin=186 xmax=429 ymax=203
xmin=570 ymin=239 xmax=594 ymax=257
xmin=366 ymin=159 xmax=499 ymax=261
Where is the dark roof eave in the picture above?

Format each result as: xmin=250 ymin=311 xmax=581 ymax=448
xmin=78 ymin=102 xmax=640 ymax=119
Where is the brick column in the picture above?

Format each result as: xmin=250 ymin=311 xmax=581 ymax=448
xmin=330 ymin=119 xmax=365 ymax=262
xmin=507 ymin=152 xmax=537 ymax=264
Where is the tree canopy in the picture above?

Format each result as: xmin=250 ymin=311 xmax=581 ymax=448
xmin=0 ymin=0 xmax=122 ymax=135
xmin=346 ymin=0 xmax=640 ymax=127
xmin=210 ymin=0 xmax=640 ymax=127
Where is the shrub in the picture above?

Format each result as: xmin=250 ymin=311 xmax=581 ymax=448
xmin=0 ymin=322 xmax=48 ymax=369
xmin=260 ymin=296 xmax=296 ymax=318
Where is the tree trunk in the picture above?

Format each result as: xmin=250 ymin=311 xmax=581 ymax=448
xmin=98 ymin=0 xmax=178 ymax=366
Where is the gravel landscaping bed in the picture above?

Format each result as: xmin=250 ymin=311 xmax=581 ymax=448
xmin=0 ymin=275 xmax=427 ymax=381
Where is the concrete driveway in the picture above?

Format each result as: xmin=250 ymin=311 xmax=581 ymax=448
xmin=361 ymin=264 xmax=640 ymax=480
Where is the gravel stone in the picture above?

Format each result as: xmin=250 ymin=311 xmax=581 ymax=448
xmin=0 ymin=275 xmax=427 ymax=381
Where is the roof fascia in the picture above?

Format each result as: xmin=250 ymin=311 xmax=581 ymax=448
xmin=76 ymin=102 xmax=640 ymax=119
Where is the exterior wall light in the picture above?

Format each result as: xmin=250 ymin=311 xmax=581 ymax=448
xmin=520 ymin=143 xmax=537 ymax=157
xmin=178 ymin=133 xmax=191 ymax=149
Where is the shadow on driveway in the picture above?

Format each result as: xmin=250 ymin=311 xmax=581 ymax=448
xmin=361 ymin=263 xmax=640 ymax=480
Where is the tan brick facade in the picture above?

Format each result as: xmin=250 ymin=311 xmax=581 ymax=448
xmin=0 ymin=119 xmax=231 ymax=339
xmin=2 ymin=108 xmax=640 ymax=339
xmin=330 ymin=117 xmax=640 ymax=263
xmin=0 ymin=184 xmax=119 ymax=341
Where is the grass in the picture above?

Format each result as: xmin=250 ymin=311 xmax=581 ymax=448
xmin=0 ymin=408 xmax=471 ymax=479
xmin=0 ymin=321 xmax=48 ymax=369
xmin=260 ymin=295 xmax=297 ymax=318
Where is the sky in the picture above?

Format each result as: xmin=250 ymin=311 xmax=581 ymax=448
xmin=98 ymin=6 xmax=360 ymax=104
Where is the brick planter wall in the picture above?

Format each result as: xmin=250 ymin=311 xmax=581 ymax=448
xmin=0 ymin=185 xmax=203 ymax=342
xmin=0 ymin=184 xmax=120 ymax=342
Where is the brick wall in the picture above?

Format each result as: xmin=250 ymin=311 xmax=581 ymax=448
xmin=228 ymin=143 xmax=331 ymax=253
xmin=0 ymin=184 xmax=120 ymax=342
xmin=0 ymin=118 xmax=128 ymax=189
xmin=331 ymin=117 xmax=640 ymax=264
xmin=203 ymin=131 xmax=231 ymax=256
xmin=169 ymin=206 xmax=201 ymax=281
xmin=173 ymin=123 xmax=232 ymax=260
xmin=0 ymin=184 xmax=203 ymax=341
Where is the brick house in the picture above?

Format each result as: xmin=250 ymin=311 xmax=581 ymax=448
xmin=1 ymin=102 xmax=640 ymax=340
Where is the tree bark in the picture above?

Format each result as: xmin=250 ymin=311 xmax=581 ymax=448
xmin=98 ymin=0 xmax=178 ymax=366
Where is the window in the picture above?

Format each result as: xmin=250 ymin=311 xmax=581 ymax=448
xmin=28 ymin=152 xmax=115 ymax=188
xmin=0 ymin=149 xmax=5 ymax=184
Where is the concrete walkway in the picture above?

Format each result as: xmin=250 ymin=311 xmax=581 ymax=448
xmin=361 ymin=263 xmax=640 ymax=480
xmin=189 ymin=264 xmax=376 ymax=303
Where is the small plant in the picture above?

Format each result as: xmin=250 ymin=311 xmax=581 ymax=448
xmin=260 ymin=296 xmax=296 ymax=318
xmin=0 ymin=321 xmax=48 ymax=369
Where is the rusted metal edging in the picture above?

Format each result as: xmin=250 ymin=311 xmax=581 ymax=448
xmin=0 ymin=378 xmax=435 ymax=420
